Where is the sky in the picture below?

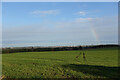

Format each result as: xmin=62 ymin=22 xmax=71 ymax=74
xmin=2 ymin=2 xmax=118 ymax=47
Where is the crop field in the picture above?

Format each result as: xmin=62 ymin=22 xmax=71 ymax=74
xmin=2 ymin=47 xmax=119 ymax=79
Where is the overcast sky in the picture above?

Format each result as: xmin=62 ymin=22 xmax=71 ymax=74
xmin=2 ymin=2 xmax=118 ymax=47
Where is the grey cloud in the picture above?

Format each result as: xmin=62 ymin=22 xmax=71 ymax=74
xmin=31 ymin=10 xmax=59 ymax=16
xmin=3 ymin=16 xmax=118 ymax=45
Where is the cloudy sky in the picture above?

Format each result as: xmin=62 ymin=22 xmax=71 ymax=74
xmin=2 ymin=2 xmax=118 ymax=47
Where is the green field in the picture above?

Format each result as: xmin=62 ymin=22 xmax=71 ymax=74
xmin=2 ymin=47 xmax=119 ymax=79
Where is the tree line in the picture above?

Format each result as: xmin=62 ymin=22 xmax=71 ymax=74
xmin=2 ymin=44 xmax=118 ymax=54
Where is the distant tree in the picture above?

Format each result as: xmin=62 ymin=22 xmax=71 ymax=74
xmin=79 ymin=46 xmax=82 ymax=50
xmin=31 ymin=47 xmax=34 ymax=52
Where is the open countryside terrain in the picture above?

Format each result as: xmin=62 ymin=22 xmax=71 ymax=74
xmin=2 ymin=47 xmax=119 ymax=79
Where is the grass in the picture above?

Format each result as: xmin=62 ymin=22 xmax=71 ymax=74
xmin=2 ymin=47 xmax=119 ymax=79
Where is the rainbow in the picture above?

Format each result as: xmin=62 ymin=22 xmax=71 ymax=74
xmin=90 ymin=26 xmax=100 ymax=44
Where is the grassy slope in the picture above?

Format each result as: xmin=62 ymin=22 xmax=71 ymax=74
xmin=2 ymin=47 xmax=119 ymax=78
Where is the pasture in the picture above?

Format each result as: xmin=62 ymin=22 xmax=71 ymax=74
xmin=2 ymin=47 xmax=119 ymax=79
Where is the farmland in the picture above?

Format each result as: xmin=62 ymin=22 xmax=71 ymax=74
xmin=2 ymin=47 xmax=119 ymax=79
